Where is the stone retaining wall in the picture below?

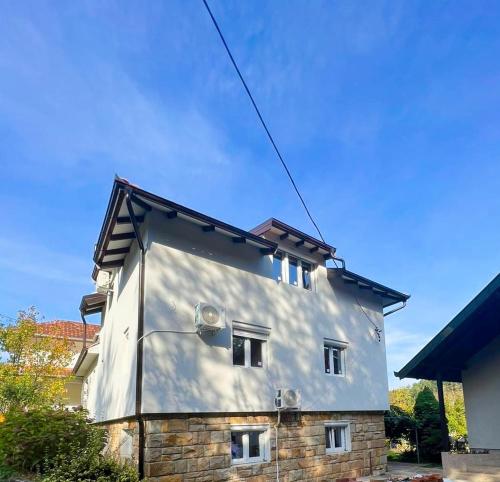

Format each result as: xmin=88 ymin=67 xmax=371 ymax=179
xmin=105 ymin=412 xmax=386 ymax=482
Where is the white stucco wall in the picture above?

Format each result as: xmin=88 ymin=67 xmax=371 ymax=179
xmin=462 ymin=334 xmax=500 ymax=450
xmin=140 ymin=211 xmax=389 ymax=415
xmin=84 ymin=244 xmax=141 ymax=422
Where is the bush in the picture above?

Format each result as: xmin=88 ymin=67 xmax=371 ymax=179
xmin=41 ymin=450 xmax=139 ymax=482
xmin=0 ymin=408 xmax=104 ymax=474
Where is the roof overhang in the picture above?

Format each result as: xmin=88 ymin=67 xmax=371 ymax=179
xmin=92 ymin=178 xmax=278 ymax=279
xmin=73 ymin=343 xmax=99 ymax=376
xmin=395 ymin=273 xmax=500 ymax=382
xmin=250 ymin=218 xmax=335 ymax=259
xmin=80 ymin=293 xmax=107 ymax=316
xmin=328 ymin=268 xmax=410 ymax=308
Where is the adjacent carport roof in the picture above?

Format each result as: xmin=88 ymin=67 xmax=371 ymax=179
xmin=395 ymin=273 xmax=500 ymax=382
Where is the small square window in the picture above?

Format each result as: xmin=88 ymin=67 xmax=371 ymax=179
xmin=324 ymin=344 xmax=345 ymax=375
xmin=231 ymin=425 xmax=269 ymax=464
xmin=325 ymin=422 xmax=351 ymax=453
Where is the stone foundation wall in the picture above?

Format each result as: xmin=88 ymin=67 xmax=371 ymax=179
xmin=107 ymin=412 xmax=385 ymax=482
xmin=103 ymin=419 xmax=139 ymax=463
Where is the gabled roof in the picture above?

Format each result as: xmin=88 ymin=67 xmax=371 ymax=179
xmin=36 ymin=320 xmax=100 ymax=341
xmin=92 ymin=178 xmax=278 ymax=278
xmin=250 ymin=218 xmax=335 ymax=259
xmin=328 ymin=268 xmax=410 ymax=308
xmin=395 ymin=273 xmax=500 ymax=382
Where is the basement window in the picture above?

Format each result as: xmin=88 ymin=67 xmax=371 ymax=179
xmin=232 ymin=322 xmax=270 ymax=368
xmin=325 ymin=422 xmax=351 ymax=453
xmin=231 ymin=425 xmax=270 ymax=464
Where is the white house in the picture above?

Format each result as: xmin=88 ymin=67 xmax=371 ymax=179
xmin=75 ymin=177 xmax=409 ymax=481
xmin=396 ymin=273 xmax=500 ymax=481
xmin=35 ymin=320 xmax=100 ymax=407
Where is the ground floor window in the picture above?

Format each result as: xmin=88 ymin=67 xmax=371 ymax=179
xmin=325 ymin=422 xmax=351 ymax=453
xmin=230 ymin=425 xmax=269 ymax=464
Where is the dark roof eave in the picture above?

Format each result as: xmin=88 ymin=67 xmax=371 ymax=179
xmin=328 ymin=268 xmax=410 ymax=307
xmin=395 ymin=273 xmax=500 ymax=381
xmin=93 ymin=179 xmax=278 ymax=267
xmin=251 ymin=217 xmax=335 ymax=254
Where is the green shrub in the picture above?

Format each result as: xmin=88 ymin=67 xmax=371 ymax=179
xmin=0 ymin=408 xmax=105 ymax=474
xmin=40 ymin=450 xmax=139 ymax=482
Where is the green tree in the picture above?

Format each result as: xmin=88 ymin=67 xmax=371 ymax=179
xmin=414 ymin=386 xmax=442 ymax=461
xmin=389 ymin=380 xmax=467 ymax=438
xmin=0 ymin=307 xmax=73 ymax=412
xmin=385 ymin=405 xmax=415 ymax=444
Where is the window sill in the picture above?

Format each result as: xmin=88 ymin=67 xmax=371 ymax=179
xmin=326 ymin=449 xmax=351 ymax=455
xmin=324 ymin=373 xmax=345 ymax=378
xmin=231 ymin=459 xmax=268 ymax=466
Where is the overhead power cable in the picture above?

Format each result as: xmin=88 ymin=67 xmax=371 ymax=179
xmin=201 ymin=0 xmax=385 ymax=340
xmin=201 ymin=0 xmax=326 ymax=244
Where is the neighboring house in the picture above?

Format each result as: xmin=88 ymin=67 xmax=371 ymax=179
xmin=74 ymin=177 xmax=409 ymax=481
xmin=36 ymin=320 xmax=100 ymax=407
xmin=396 ymin=273 xmax=500 ymax=481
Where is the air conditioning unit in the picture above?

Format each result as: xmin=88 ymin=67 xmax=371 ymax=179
xmin=96 ymin=270 xmax=112 ymax=294
xmin=195 ymin=303 xmax=225 ymax=333
xmin=275 ymin=388 xmax=301 ymax=410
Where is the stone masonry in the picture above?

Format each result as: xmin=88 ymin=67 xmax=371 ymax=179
xmin=104 ymin=411 xmax=386 ymax=482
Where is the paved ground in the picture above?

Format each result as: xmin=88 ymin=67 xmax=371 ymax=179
xmin=387 ymin=461 xmax=443 ymax=478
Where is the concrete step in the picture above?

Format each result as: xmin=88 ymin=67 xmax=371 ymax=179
xmin=450 ymin=470 xmax=500 ymax=482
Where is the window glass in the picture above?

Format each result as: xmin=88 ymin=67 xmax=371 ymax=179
xmin=248 ymin=432 xmax=261 ymax=458
xmin=232 ymin=336 xmax=245 ymax=366
xmin=325 ymin=424 xmax=350 ymax=453
xmin=273 ymin=252 xmax=283 ymax=281
xmin=324 ymin=345 xmax=344 ymax=375
xmin=231 ymin=432 xmax=244 ymax=460
xmin=324 ymin=346 xmax=330 ymax=374
xmin=301 ymin=261 xmax=312 ymax=290
xmin=332 ymin=348 xmax=341 ymax=375
xmin=288 ymin=257 xmax=298 ymax=286
xmin=250 ymin=339 xmax=263 ymax=367
xmin=231 ymin=428 xmax=268 ymax=464
xmin=333 ymin=426 xmax=342 ymax=448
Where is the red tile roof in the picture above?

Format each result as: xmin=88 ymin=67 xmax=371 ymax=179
xmin=36 ymin=320 xmax=100 ymax=340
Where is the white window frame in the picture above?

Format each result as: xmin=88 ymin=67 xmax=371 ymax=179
xmin=274 ymin=252 xmax=316 ymax=290
xmin=324 ymin=338 xmax=348 ymax=377
xmin=230 ymin=424 xmax=270 ymax=465
xmin=232 ymin=322 xmax=270 ymax=369
xmin=325 ymin=421 xmax=352 ymax=453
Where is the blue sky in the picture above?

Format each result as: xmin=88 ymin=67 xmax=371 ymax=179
xmin=1 ymin=1 xmax=499 ymax=388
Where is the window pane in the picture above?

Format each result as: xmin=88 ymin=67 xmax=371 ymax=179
xmin=334 ymin=427 xmax=342 ymax=448
xmin=231 ymin=432 xmax=244 ymax=459
xmin=233 ymin=336 xmax=245 ymax=366
xmin=273 ymin=252 xmax=283 ymax=281
xmin=332 ymin=348 xmax=341 ymax=374
xmin=248 ymin=431 xmax=261 ymax=458
xmin=324 ymin=346 xmax=330 ymax=373
xmin=250 ymin=339 xmax=263 ymax=367
xmin=301 ymin=261 xmax=312 ymax=290
xmin=289 ymin=257 xmax=298 ymax=286
xmin=325 ymin=427 xmax=331 ymax=449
